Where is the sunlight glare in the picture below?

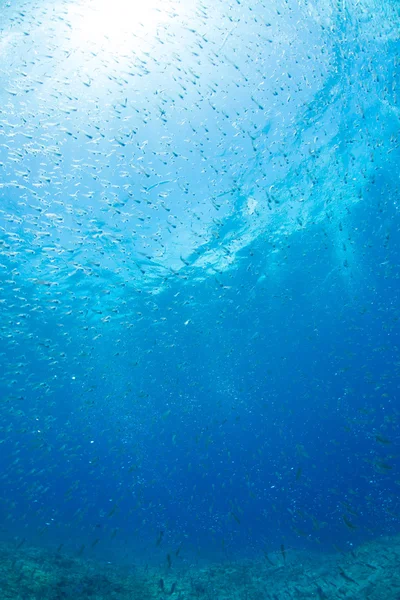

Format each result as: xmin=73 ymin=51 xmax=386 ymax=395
xmin=68 ymin=0 xmax=172 ymax=53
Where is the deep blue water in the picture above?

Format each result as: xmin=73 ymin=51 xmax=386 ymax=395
xmin=0 ymin=0 xmax=399 ymax=567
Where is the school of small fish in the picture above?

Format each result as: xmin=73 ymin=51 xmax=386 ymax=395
xmin=0 ymin=0 xmax=399 ymax=560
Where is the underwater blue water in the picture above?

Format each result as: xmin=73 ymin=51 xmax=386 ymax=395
xmin=0 ymin=0 xmax=399 ymax=567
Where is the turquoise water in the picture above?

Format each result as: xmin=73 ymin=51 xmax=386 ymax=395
xmin=0 ymin=0 xmax=399 ymax=576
